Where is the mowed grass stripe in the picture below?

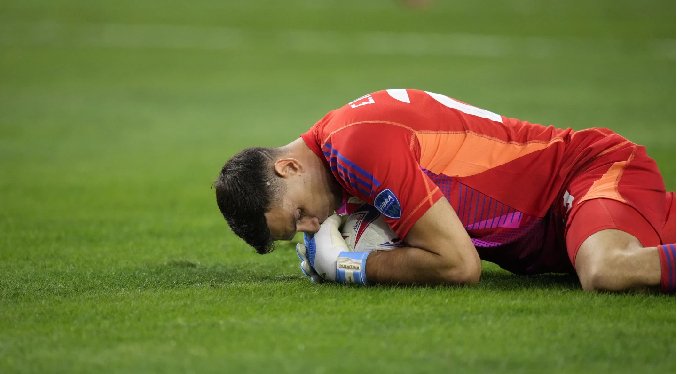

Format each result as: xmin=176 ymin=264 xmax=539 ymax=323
xmin=0 ymin=22 xmax=673 ymax=60
xmin=0 ymin=269 xmax=673 ymax=373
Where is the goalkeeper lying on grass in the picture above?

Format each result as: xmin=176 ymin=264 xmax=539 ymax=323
xmin=214 ymin=89 xmax=676 ymax=293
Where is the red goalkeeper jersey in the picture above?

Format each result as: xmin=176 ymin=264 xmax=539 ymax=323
xmin=301 ymin=89 xmax=635 ymax=275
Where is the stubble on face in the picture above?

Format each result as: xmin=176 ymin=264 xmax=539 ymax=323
xmin=264 ymin=200 xmax=296 ymax=241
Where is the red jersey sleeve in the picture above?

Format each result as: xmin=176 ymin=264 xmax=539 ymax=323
xmin=308 ymin=121 xmax=444 ymax=239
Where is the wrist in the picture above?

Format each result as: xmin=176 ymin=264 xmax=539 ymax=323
xmin=336 ymin=252 xmax=371 ymax=285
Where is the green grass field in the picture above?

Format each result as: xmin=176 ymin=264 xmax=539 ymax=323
xmin=0 ymin=1 xmax=675 ymax=373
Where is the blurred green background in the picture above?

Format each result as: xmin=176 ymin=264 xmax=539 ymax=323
xmin=0 ymin=1 xmax=674 ymax=373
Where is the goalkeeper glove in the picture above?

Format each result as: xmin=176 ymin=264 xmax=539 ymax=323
xmin=295 ymin=214 xmax=370 ymax=285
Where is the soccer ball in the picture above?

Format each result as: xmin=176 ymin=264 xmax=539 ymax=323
xmin=341 ymin=204 xmax=404 ymax=252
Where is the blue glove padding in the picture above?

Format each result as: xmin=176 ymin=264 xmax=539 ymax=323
xmin=296 ymin=240 xmax=323 ymax=284
xmin=303 ymin=232 xmax=317 ymax=268
xmin=336 ymin=251 xmax=370 ymax=285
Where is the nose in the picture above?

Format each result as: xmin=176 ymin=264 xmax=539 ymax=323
xmin=297 ymin=216 xmax=320 ymax=234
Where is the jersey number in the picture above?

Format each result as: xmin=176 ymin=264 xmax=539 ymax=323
xmin=349 ymin=94 xmax=375 ymax=108
xmin=386 ymin=89 xmax=503 ymax=123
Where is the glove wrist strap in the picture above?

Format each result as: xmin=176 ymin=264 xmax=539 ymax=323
xmin=336 ymin=252 xmax=370 ymax=286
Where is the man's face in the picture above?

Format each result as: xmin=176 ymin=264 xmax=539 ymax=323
xmin=264 ymin=176 xmax=336 ymax=241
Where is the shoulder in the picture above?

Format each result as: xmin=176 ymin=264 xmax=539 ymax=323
xmin=307 ymin=88 xmax=503 ymax=148
xmin=314 ymin=89 xmax=437 ymax=140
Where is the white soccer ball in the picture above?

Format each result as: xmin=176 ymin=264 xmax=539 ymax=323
xmin=341 ymin=204 xmax=404 ymax=252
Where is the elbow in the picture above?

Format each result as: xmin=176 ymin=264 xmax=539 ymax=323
xmin=439 ymin=258 xmax=481 ymax=286
xmin=448 ymin=243 xmax=482 ymax=285
xmin=463 ymin=265 xmax=482 ymax=285
xmin=447 ymin=265 xmax=481 ymax=285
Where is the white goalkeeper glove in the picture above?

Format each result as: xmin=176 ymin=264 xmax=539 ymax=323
xmin=295 ymin=214 xmax=371 ymax=285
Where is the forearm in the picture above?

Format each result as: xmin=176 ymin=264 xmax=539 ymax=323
xmin=365 ymin=246 xmax=481 ymax=285
xmin=297 ymin=199 xmax=482 ymax=286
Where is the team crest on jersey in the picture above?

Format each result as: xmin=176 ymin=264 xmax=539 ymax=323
xmin=374 ymin=189 xmax=401 ymax=219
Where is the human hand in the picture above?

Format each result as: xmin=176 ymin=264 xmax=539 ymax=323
xmin=295 ymin=214 xmax=370 ymax=285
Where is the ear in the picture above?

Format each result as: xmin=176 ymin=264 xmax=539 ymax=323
xmin=273 ymin=158 xmax=304 ymax=178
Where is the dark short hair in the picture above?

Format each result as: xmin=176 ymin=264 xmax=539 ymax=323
xmin=214 ymin=147 xmax=283 ymax=254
